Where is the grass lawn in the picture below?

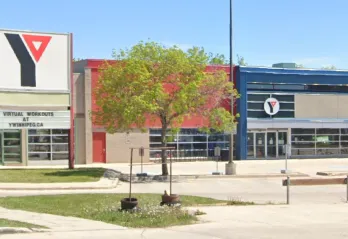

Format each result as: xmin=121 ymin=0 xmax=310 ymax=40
xmin=0 ymin=193 xmax=252 ymax=228
xmin=0 ymin=218 xmax=47 ymax=229
xmin=0 ymin=168 xmax=106 ymax=183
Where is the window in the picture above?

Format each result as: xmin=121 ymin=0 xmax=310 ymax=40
xmin=247 ymin=93 xmax=295 ymax=118
xmin=291 ymin=128 xmax=344 ymax=157
xmin=149 ymin=128 xmax=232 ymax=160
xmin=28 ymin=129 xmax=69 ymax=160
xmin=247 ymin=83 xmax=348 ymax=93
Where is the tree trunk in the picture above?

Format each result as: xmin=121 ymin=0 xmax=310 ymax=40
xmin=160 ymin=124 xmax=169 ymax=176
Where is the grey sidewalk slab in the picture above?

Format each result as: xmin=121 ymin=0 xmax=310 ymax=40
xmin=0 ymin=207 xmax=126 ymax=232
xmin=0 ymin=178 xmax=119 ymax=190
xmin=2 ymin=204 xmax=348 ymax=239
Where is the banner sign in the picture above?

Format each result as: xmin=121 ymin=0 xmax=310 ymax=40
xmin=0 ymin=111 xmax=70 ymax=129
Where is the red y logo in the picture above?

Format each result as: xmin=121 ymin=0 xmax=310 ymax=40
xmin=267 ymin=101 xmax=277 ymax=113
xmin=5 ymin=33 xmax=52 ymax=87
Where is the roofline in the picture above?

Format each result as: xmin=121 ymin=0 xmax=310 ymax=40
xmin=239 ymin=65 xmax=348 ymax=76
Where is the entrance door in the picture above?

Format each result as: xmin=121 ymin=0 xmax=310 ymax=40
xmin=267 ymin=132 xmax=277 ymax=158
xmin=93 ymin=132 xmax=106 ymax=163
xmin=277 ymin=131 xmax=288 ymax=158
xmin=249 ymin=131 xmax=288 ymax=159
xmin=255 ymin=132 xmax=265 ymax=158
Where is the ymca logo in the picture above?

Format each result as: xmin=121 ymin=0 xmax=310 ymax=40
xmin=264 ymin=97 xmax=280 ymax=115
xmin=5 ymin=33 xmax=52 ymax=87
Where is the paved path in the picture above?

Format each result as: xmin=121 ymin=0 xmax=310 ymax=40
xmin=2 ymin=204 xmax=348 ymax=238
xmin=0 ymin=178 xmax=118 ymax=190
xmin=2 ymin=158 xmax=348 ymax=177
xmin=0 ymin=207 xmax=126 ymax=232
xmin=0 ymin=177 xmax=347 ymax=205
xmin=88 ymin=158 xmax=348 ymax=177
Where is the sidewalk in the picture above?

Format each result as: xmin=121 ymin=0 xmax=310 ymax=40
xmin=88 ymin=158 xmax=348 ymax=177
xmin=0 ymin=207 xmax=126 ymax=232
xmin=2 ymin=204 xmax=348 ymax=239
xmin=0 ymin=178 xmax=119 ymax=191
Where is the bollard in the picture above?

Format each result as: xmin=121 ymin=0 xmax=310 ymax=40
xmin=286 ymin=176 xmax=290 ymax=205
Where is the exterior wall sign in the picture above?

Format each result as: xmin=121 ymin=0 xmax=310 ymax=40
xmin=264 ymin=98 xmax=280 ymax=115
xmin=0 ymin=29 xmax=71 ymax=92
xmin=0 ymin=111 xmax=70 ymax=129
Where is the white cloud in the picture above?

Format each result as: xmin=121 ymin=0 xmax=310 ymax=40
xmin=293 ymin=57 xmax=336 ymax=67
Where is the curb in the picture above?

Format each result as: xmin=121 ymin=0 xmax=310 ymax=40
xmin=0 ymin=227 xmax=51 ymax=234
xmin=317 ymin=171 xmax=348 ymax=176
xmin=0 ymin=227 xmax=33 ymax=234
xmin=118 ymin=172 xmax=309 ymax=183
xmin=282 ymin=177 xmax=348 ymax=186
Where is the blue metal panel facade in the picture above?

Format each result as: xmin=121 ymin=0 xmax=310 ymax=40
xmin=235 ymin=66 xmax=348 ymax=160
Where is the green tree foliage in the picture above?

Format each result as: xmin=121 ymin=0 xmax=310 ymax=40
xmin=92 ymin=41 xmax=239 ymax=175
xmin=295 ymin=64 xmax=304 ymax=68
xmin=237 ymin=55 xmax=247 ymax=66
xmin=321 ymin=65 xmax=337 ymax=70
xmin=209 ymin=53 xmax=228 ymax=65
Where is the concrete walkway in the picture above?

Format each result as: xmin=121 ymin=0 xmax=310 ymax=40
xmin=96 ymin=158 xmax=348 ymax=177
xmin=0 ymin=178 xmax=119 ymax=190
xmin=2 ymin=204 xmax=348 ymax=238
xmin=2 ymin=158 xmax=348 ymax=177
xmin=0 ymin=207 xmax=126 ymax=232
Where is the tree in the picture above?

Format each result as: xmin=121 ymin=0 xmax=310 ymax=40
xmin=321 ymin=65 xmax=336 ymax=70
xmin=295 ymin=63 xmax=304 ymax=68
xmin=209 ymin=52 xmax=228 ymax=65
xmin=92 ymin=41 xmax=239 ymax=175
xmin=237 ymin=55 xmax=247 ymax=66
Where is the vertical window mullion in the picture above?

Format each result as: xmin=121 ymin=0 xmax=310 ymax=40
xmin=50 ymin=129 xmax=53 ymax=161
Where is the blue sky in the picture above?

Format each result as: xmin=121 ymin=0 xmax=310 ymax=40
xmin=1 ymin=0 xmax=347 ymax=69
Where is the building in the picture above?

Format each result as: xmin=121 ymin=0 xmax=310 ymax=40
xmin=236 ymin=64 xmax=348 ymax=160
xmin=0 ymin=29 xmax=72 ymax=166
xmin=73 ymin=60 xmax=348 ymax=164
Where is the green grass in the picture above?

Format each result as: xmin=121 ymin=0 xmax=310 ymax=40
xmin=0 ymin=218 xmax=47 ymax=229
xmin=0 ymin=194 xmax=228 ymax=228
xmin=0 ymin=168 xmax=106 ymax=183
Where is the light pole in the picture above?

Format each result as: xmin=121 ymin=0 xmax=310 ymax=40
xmin=225 ymin=0 xmax=237 ymax=175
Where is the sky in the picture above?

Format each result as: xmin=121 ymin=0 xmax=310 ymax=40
xmin=1 ymin=0 xmax=347 ymax=69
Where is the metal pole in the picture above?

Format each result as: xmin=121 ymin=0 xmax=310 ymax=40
xmin=170 ymin=149 xmax=172 ymax=195
xmin=346 ymin=175 xmax=348 ymax=203
xmin=141 ymin=155 xmax=143 ymax=174
xmin=229 ymin=0 xmax=234 ymax=164
xmin=286 ymin=176 xmax=290 ymax=204
xmin=216 ymin=157 xmax=219 ymax=172
xmin=285 ymin=145 xmax=288 ymax=172
xmin=129 ymin=148 xmax=133 ymax=200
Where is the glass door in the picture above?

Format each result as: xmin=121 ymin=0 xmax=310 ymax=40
xmin=267 ymin=132 xmax=277 ymax=158
xmin=255 ymin=133 xmax=265 ymax=158
xmin=3 ymin=130 xmax=21 ymax=163
xmin=278 ymin=131 xmax=288 ymax=158
xmin=0 ymin=133 xmax=2 ymax=164
xmin=247 ymin=133 xmax=254 ymax=157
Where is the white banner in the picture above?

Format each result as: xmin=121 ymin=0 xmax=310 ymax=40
xmin=0 ymin=110 xmax=70 ymax=129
